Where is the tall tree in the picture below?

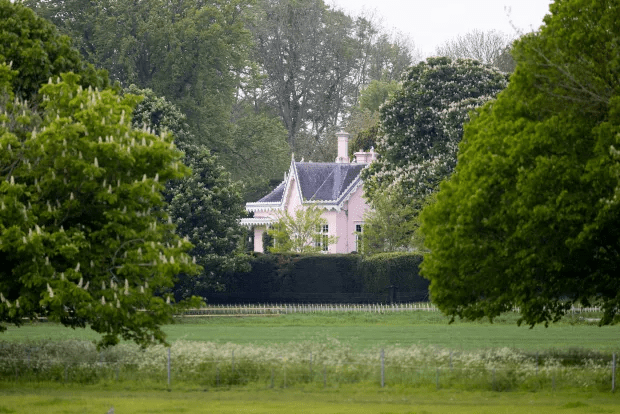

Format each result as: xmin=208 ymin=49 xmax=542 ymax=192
xmin=0 ymin=67 xmax=199 ymax=348
xmin=0 ymin=0 xmax=108 ymax=98
xmin=126 ymin=86 xmax=249 ymax=298
xmin=362 ymin=57 xmax=508 ymax=203
xmin=249 ymin=0 xmax=417 ymax=160
xmin=0 ymin=0 xmax=201 ymax=348
xmin=25 ymin=0 xmax=253 ymax=158
xmin=420 ymin=0 xmax=620 ymax=326
xmin=435 ymin=29 xmax=514 ymax=69
xmin=228 ymin=103 xmax=290 ymax=201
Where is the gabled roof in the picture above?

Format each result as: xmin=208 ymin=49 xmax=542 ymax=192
xmin=257 ymin=180 xmax=286 ymax=203
xmin=296 ymin=162 xmax=365 ymax=202
xmin=248 ymin=160 xmax=366 ymax=212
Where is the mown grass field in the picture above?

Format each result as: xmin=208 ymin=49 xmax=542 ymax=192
xmin=3 ymin=311 xmax=619 ymax=351
xmin=2 ymin=311 xmax=619 ymax=413
xmin=1 ymin=384 xmax=619 ymax=414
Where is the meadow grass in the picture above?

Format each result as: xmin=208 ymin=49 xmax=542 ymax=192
xmin=3 ymin=311 xmax=617 ymax=351
xmin=0 ymin=383 xmax=619 ymax=414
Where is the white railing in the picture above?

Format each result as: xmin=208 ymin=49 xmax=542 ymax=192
xmin=178 ymin=303 xmax=604 ymax=316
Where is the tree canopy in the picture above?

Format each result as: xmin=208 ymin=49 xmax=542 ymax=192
xmin=126 ymin=86 xmax=249 ymax=299
xmin=0 ymin=0 xmax=108 ymax=98
xmin=0 ymin=69 xmax=199 ymax=348
xmin=25 ymin=0 xmax=253 ymax=160
xmin=249 ymin=0 xmax=418 ymax=161
xmin=0 ymin=2 xmax=201 ymax=347
xmin=435 ymin=29 xmax=515 ymax=72
xmin=363 ymin=57 xmax=508 ymax=203
xmin=420 ymin=0 xmax=620 ymax=326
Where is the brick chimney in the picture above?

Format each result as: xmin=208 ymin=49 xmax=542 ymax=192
xmin=335 ymin=130 xmax=350 ymax=163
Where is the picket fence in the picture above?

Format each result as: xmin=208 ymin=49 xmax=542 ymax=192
xmin=179 ymin=303 xmax=605 ymax=316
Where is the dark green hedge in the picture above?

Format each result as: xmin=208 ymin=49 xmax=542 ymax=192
xmin=204 ymin=253 xmax=428 ymax=304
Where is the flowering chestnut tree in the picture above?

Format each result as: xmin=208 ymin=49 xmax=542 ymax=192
xmin=363 ymin=57 xmax=508 ymax=202
xmin=0 ymin=67 xmax=200 ymax=348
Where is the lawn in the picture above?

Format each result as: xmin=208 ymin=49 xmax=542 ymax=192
xmin=3 ymin=311 xmax=619 ymax=351
xmin=1 ymin=384 xmax=619 ymax=414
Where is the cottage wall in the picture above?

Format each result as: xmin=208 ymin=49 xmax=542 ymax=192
xmin=244 ymin=146 xmax=375 ymax=253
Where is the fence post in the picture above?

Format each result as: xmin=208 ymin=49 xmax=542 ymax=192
xmin=380 ymin=349 xmax=385 ymax=388
xmin=536 ymin=352 xmax=539 ymax=376
xmin=449 ymin=350 xmax=453 ymax=372
xmin=309 ymin=352 xmax=313 ymax=381
xmin=612 ymin=353 xmax=616 ymax=392
xmin=323 ymin=365 xmax=327 ymax=388
xmin=271 ymin=368 xmax=274 ymax=388
xmin=216 ymin=366 xmax=220 ymax=387
xmin=492 ymin=368 xmax=496 ymax=391
xmin=167 ymin=347 xmax=171 ymax=388
xmin=436 ymin=368 xmax=440 ymax=390
xmin=232 ymin=350 xmax=235 ymax=375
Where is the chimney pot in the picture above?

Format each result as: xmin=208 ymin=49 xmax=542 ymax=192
xmin=335 ymin=130 xmax=350 ymax=163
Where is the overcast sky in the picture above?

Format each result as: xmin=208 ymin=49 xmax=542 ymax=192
xmin=328 ymin=0 xmax=554 ymax=56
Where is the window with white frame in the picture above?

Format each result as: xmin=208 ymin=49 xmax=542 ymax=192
xmin=315 ymin=224 xmax=329 ymax=251
xmin=355 ymin=223 xmax=363 ymax=253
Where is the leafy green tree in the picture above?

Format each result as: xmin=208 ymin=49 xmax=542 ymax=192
xmin=0 ymin=67 xmax=199 ymax=348
xmin=249 ymin=0 xmax=417 ymax=160
xmin=267 ymin=207 xmax=337 ymax=253
xmin=363 ymin=57 xmax=508 ymax=203
xmin=420 ymin=0 xmax=620 ymax=326
xmin=347 ymin=80 xmax=400 ymax=158
xmin=358 ymin=80 xmax=400 ymax=114
xmin=26 ymin=0 xmax=253 ymax=159
xmin=228 ymin=105 xmax=290 ymax=202
xmin=0 ymin=0 xmax=108 ymax=98
xmin=361 ymin=190 xmax=432 ymax=254
xmin=126 ymin=86 xmax=249 ymax=299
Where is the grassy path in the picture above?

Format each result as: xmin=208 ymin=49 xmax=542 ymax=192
xmin=1 ymin=384 xmax=619 ymax=413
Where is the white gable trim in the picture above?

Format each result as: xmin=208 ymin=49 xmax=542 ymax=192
xmin=245 ymin=158 xmax=367 ymax=213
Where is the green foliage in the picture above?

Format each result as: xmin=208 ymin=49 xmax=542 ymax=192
xmin=25 ymin=0 xmax=253 ymax=162
xmin=166 ymin=143 xmax=250 ymax=298
xmin=361 ymin=190 xmax=433 ymax=254
xmin=261 ymin=230 xmax=274 ymax=254
xmin=0 ymin=0 xmax=109 ymax=98
xmin=363 ymin=57 xmax=508 ymax=202
xmin=346 ymin=80 xmax=399 ymax=157
xmin=360 ymin=253 xmax=425 ymax=295
xmin=228 ymin=106 xmax=290 ymax=202
xmin=0 ymin=67 xmax=200 ymax=348
xmin=249 ymin=0 xmax=416 ymax=159
xmin=420 ymin=0 xmax=620 ymax=326
xmin=347 ymin=113 xmax=380 ymax=158
xmin=267 ymin=207 xmax=338 ymax=253
xmin=359 ymin=80 xmax=400 ymax=113
xmin=126 ymin=86 xmax=249 ymax=298
xmin=217 ymin=252 xmax=427 ymax=303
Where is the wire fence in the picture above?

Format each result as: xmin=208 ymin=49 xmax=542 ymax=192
xmin=178 ymin=302 xmax=606 ymax=316
xmin=1 ymin=346 xmax=616 ymax=392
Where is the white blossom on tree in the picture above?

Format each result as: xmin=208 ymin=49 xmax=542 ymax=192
xmin=363 ymin=57 xmax=508 ymax=203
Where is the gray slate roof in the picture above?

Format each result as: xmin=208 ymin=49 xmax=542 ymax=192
xmin=257 ymin=162 xmax=365 ymax=203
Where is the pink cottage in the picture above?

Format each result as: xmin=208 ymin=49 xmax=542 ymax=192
xmin=241 ymin=131 xmax=377 ymax=253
